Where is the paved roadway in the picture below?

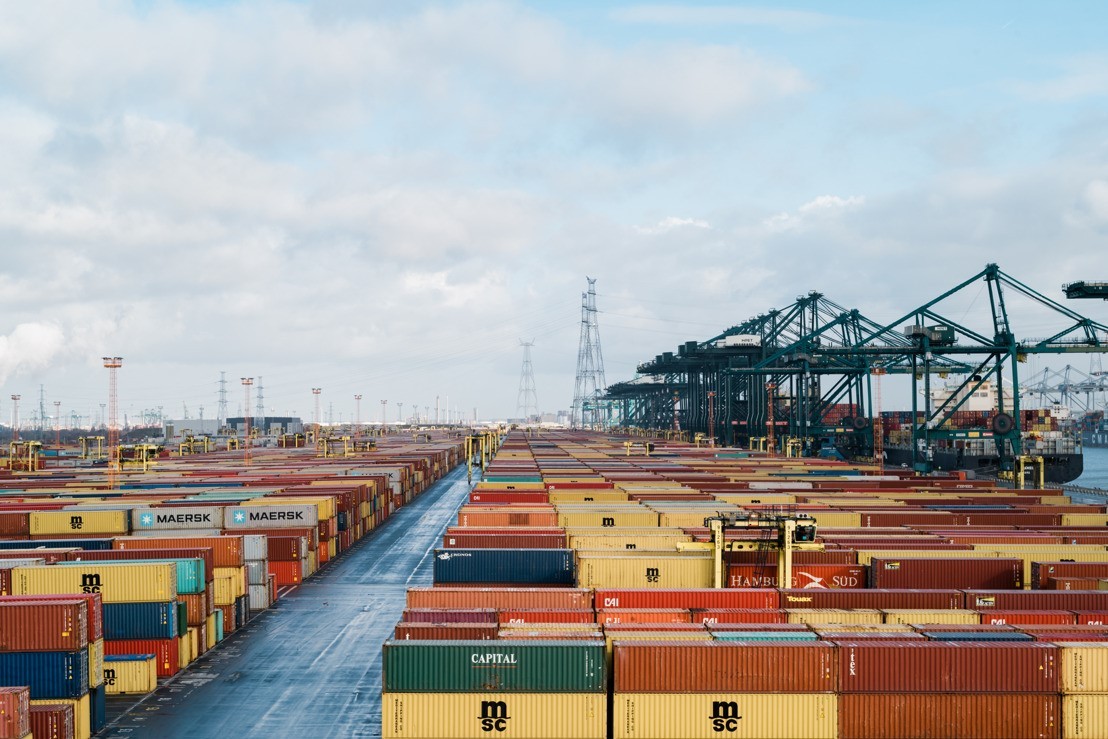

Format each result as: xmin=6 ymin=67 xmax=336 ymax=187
xmin=101 ymin=465 xmax=473 ymax=738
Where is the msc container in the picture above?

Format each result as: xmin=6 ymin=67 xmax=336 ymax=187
xmin=838 ymin=693 xmax=1061 ymax=739
xmin=0 ymin=600 xmax=88 ymax=652
xmin=381 ymin=640 xmax=605 ymax=693
xmin=576 ymin=554 xmax=713 ymax=589
xmin=1060 ymin=643 xmax=1108 ymax=693
xmin=103 ymin=654 xmax=157 ymax=695
xmin=406 ymin=587 xmax=593 ymax=611
xmin=613 ymin=693 xmax=837 ymax=739
xmin=29 ymin=703 xmax=74 ymax=739
xmin=613 ymin=641 xmax=836 ymax=692
xmin=0 ymin=649 xmax=89 ymax=699
xmin=835 ymin=640 xmax=1059 ymax=693
xmin=0 ymin=686 xmax=29 ymax=739
xmin=103 ymin=602 xmax=177 ymax=640
xmin=868 ymin=557 xmax=1024 ymax=589
xmin=381 ymin=692 xmax=606 ymax=738
xmin=432 ymin=549 xmax=575 ymax=586
xmin=54 ymin=558 xmax=203 ymax=595
xmin=12 ymin=563 xmax=176 ymax=603
xmin=30 ymin=511 xmax=128 ymax=536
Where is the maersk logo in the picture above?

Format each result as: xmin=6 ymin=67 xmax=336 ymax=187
xmin=232 ymin=510 xmax=248 ymax=524
xmin=139 ymin=513 xmax=155 ymax=527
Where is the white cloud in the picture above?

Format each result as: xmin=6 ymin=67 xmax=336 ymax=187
xmin=763 ymin=194 xmax=865 ymax=232
xmin=0 ymin=323 xmax=66 ymax=386
xmin=635 ymin=216 xmax=711 ymax=234
xmin=1082 ymin=180 xmax=1108 ymax=223
xmin=1011 ymin=54 xmax=1108 ymax=102
xmin=611 ymin=5 xmax=844 ymax=30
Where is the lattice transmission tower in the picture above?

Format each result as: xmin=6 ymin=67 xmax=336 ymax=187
xmin=571 ymin=277 xmax=608 ymax=429
xmin=516 ymin=340 xmax=538 ymax=421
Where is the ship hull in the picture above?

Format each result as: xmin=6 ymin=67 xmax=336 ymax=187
xmin=885 ymin=447 xmax=1084 ymax=484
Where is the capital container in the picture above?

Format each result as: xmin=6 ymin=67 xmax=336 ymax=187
xmin=838 ymin=693 xmax=1061 ymax=739
xmin=381 ymin=640 xmax=605 ymax=693
xmin=835 ymin=640 xmax=1059 ymax=693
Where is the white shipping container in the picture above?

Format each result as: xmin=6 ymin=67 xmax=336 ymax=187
xmin=246 ymin=560 xmax=268 ymax=586
xmin=223 ymin=504 xmax=319 ymax=529
xmin=131 ymin=507 xmax=224 ymax=531
xmin=248 ymin=585 xmax=270 ymax=611
xmin=240 ymin=535 xmax=268 ymax=561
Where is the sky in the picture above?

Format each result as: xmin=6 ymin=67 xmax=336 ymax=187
xmin=1 ymin=0 xmax=1107 ymax=427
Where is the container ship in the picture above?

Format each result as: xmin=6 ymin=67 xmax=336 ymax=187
xmin=1072 ymin=410 xmax=1108 ymax=448
xmin=878 ymin=380 xmax=1083 ymax=484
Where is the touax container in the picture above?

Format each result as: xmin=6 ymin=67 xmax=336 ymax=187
xmin=382 ymin=640 xmax=605 ymax=693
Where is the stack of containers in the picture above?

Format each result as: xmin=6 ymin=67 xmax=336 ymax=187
xmin=236 ymin=535 xmax=271 ymax=612
xmin=0 ymin=598 xmax=93 ymax=739
xmin=29 ymin=703 xmax=75 ymax=739
xmin=381 ymin=640 xmax=607 ymax=738
xmin=1059 ymin=642 xmax=1108 ymax=736
xmin=612 ymin=641 xmax=838 ymax=738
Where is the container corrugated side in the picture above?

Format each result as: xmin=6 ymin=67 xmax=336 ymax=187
xmin=103 ymin=602 xmax=177 ymax=640
xmin=12 ymin=563 xmax=176 ymax=603
xmin=839 ymin=693 xmax=1060 ymax=739
xmin=382 ymin=693 xmax=606 ymax=738
xmin=30 ymin=511 xmax=128 ymax=536
xmin=29 ymin=703 xmax=74 ymax=739
xmin=406 ymin=587 xmax=593 ymax=610
xmin=104 ymin=654 xmax=158 ymax=695
xmin=613 ymin=693 xmax=837 ymax=739
xmin=30 ymin=694 xmax=90 ymax=739
xmin=1064 ymin=694 xmax=1108 ymax=738
xmin=0 ymin=600 xmax=88 ymax=652
xmin=1061 ymin=643 xmax=1108 ymax=693
xmin=0 ymin=649 xmax=89 ymax=699
xmin=382 ymin=640 xmax=605 ymax=693
xmin=0 ymin=686 xmax=29 ymax=739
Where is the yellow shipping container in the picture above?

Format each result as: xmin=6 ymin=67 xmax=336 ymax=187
xmin=613 ymin=693 xmax=837 ymax=739
xmin=786 ymin=609 xmax=884 ymax=625
xmin=178 ymin=630 xmax=191 ymax=670
xmin=882 ymin=609 xmax=979 ymax=625
xmin=558 ymin=512 xmax=660 ymax=528
xmin=31 ymin=694 xmax=91 ymax=739
xmin=604 ymin=631 xmax=711 ymax=657
xmin=812 ymin=624 xmax=913 ymax=633
xmin=1063 ymin=694 xmax=1108 ymax=739
xmin=549 ymin=491 xmax=629 ymax=503
xmin=206 ymin=613 xmax=218 ymax=650
xmin=1061 ymin=644 xmax=1108 ymax=694
xmin=188 ymin=627 xmax=200 ymax=662
xmin=12 ymin=563 xmax=176 ymax=603
xmin=88 ymin=638 xmax=104 ymax=688
xmin=214 ymin=566 xmax=247 ymax=598
xmin=1063 ymin=514 xmax=1108 ymax=527
xmin=712 ymin=494 xmax=796 ymax=505
xmin=576 ymin=554 xmax=713 ymax=589
xmin=807 ymin=512 xmax=862 ymax=528
xmin=657 ymin=512 xmax=731 ymax=528
xmin=569 ymin=535 xmax=691 ymax=551
xmin=383 ymin=693 xmax=606 ymax=738
xmin=30 ymin=510 xmax=129 ymax=535
xmin=213 ymin=577 xmax=237 ymax=606
xmin=473 ymin=482 xmax=546 ymax=491
xmin=854 ymin=549 xmax=1000 ymax=566
xmin=104 ymin=654 xmax=158 ymax=695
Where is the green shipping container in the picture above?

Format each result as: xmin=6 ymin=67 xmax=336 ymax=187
xmin=56 ymin=558 xmax=206 ymax=595
xmin=382 ymin=640 xmax=606 ymax=693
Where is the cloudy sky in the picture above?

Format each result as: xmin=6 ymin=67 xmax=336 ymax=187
xmin=1 ymin=0 xmax=1107 ymax=428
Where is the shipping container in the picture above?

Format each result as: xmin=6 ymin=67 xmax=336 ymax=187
xmin=103 ymin=654 xmax=157 ymax=695
xmin=12 ymin=563 xmax=176 ymax=603
xmin=102 ymin=602 xmax=177 ymax=640
xmin=838 ymin=693 xmax=1060 ymax=739
xmin=406 ymin=588 xmax=593 ymax=611
xmin=30 ymin=695 xmax=89 ymax=739
xmin=0 ymin=686 xmax=29 ymax=739
xmin=381 ymin=640 xmax=605 ymax=693
xmin=1064 ymin=694 xmax=1108 ymax=738
xmin=868 ymin=557 xmax=1023 ymax=589
xmin=433 ymin=549 xmax=575 ymax=585
xmin=382 ymin=692 xmax=606 ymax=738
xmin=29 ymin=702 xmax=74 ymax=739
xmin=612 ymin=693 xmax=837 ymax=739
xmin=0 ymin=649 xmax=89 ymax=698
xmin=0 ymin=600 xmax=88 ymax=652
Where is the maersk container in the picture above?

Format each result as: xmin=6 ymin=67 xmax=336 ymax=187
xmin=130 ymin=506 xmax=222 ymax=531
xmin=382 ymin=640 xmax=605 ymax=693
xmin=103 ymin=602 xmax=177 ymax=640
xmin=432 ymin=549 xmax=575 ymax=585
xmin=0 ymin=649 xmax=89 ymax=698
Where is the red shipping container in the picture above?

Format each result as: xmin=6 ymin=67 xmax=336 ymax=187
xmin=594 ymin=588 xmax=778 ymax=610
xmin=267 ymin=560 xmax=301 ymax=586
xmin=0 ymin=513 xmax=29 ymax=537
xmin=0 ymin=594 xmax=103 ymax=642
xmin=727 ymin=564 xmax=866 ymax=589
xmin=597 ymin=609 xmax=690 ymax=625
xmin=706 ymin=622 xmax=808 ymax=632
xmin=835 ymin=641 xmax=1059 ymax=693
xmin=693 ymin=608 xmax=788 ymax=625
xmin=467 ymin=492 xmax=549 ymax=504
xmin=393 ymin=622 xmax=498 ymax=640
xmin=967 ymin=590 xmax=1108 ymax=611
xmin=613 ymin=641 xmax=836 ymax=693
xmin=0 ymin=601 xmax=88 ymax=652
xmin=401 ymin=609 xmax=498 ymax=624
xmin=181 ymin=592 xmax=210 ymax=627
xmin=114 ymin=536 xmax=244 ymax=567
xmin=498 ymin=609 xmax=596 ymax=625
xmin=29 ymin=703 xmax=73 ymax=739
xmin=405 ymin=587 xmax=593 ymax=610
xmin=1076 ymin=612 xmax=1108 ymax=625
xmin=0 ymin=686 xmax=29 ymax=739
xmin=104 ymin=638 xmax=180 ymax=677
xmin=1032 ymin=561 xmax=1108 ymax=589
xmin=1045 ymin=577 xmax=1105 ymax=590
xmin=838 ymin=693 xmax=1060 ymax=739
xmin=0 ymin=549 xmax=71 ymax=564
xmin=868 ymin=558 xmax=1023 ymax=589
xmin=725 ymin=549 xmax=858 ymax=565
xmin=267 ymin=536 xmax=305 ymax=562
xmin=980 ymin=610 xmax=1076 ymax=626
xmin=780 ymin=589 xmax=963 ymax=610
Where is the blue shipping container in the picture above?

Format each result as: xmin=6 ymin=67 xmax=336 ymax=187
xmin=0 ymin=649 xmax=89 ymax=698
xmin=433 ymin=549 xmax=575 ymax=585
xmin=0 ymin=539 xmax=112 ymax=551
xmin=90 ymin=683 xmax=107 ymax=732
xmin=103 ymin=602 xmax=178 ymax=640
xmin=921 ymin=632 xmax=1035 ymax=642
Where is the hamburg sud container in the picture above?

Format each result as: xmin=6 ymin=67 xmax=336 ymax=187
xmin=432 ymin=549 xmax=575 ymax=585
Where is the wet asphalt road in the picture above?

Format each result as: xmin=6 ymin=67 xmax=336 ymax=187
xmin=101 ymin=465 xmax=473 ymax=738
